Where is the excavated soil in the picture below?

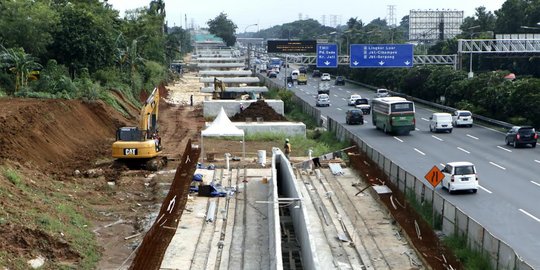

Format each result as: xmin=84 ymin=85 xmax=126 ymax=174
xmin=229 ymin=99 xmax=287 ymax=122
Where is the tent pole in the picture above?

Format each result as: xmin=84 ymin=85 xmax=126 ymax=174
xmin=201 ymin=135 xmax=204 ymax=163
xmin=242 ymin=135 xmax=245 ymax=162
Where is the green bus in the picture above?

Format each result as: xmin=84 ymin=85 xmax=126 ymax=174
xmin=372 ymin=97 xmax=416 ymax=135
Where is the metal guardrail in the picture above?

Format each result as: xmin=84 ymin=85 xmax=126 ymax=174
xmin=343 ymin=78 xmax=515 ymax=130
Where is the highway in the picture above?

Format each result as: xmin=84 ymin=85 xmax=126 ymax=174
xmin=269 ymin=70 xmax=540 ymax=268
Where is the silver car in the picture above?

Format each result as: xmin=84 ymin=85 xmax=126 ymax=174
xmin=316 ymin=94 xmax=330 ymax=107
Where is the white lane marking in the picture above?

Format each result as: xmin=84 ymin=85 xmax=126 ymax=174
xmin=534 ymin=160 xmax=540 ymax=164
xmin=530 ymin=181 xmax=540 ymax=187
xmin=478 ymin=185 xmax=492 ymax=194
xmin=457 ymin=147 xmax=470 ymax=154
xmin=342 ymin=98 xmax=347 ymax=101
xmin=346 ymin=90 xmax=351 ymax=94
xmin=415 ymin=128 xmax=420 ymax=131
xmin=414 ymin=148 xmax=426 ymax=155
xmin=489 ymin=162 xmax=506 ymax=170
xmin=439 ymin=163 xmax=445 ymax=167
xmin=336 ymin=108 xmax=342 ymax=111
xmin=363 ymin=120 xmax=369 ymax=124
xmin=333 ymin=94 xmax=338 ymax=97
xmin=466 ymin=134 xmax=479 ymax=140
xmin=421 ymin=117 xmax=429 ymax=121
xmin=519 ymin=209 xmax=540 ymax=223
xmin=497 ymin=146 xmax=512 ymax=153
xmin=393 ymin=137 xmax=404 ymax=142
xmin=431 ymin=135 xmax=443 ymax=141
xmin=338 ymin=88 xmax=343 ymax=91
xmin=321 ymin=115 xmax=327 ymax=120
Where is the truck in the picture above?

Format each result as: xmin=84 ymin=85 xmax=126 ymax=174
xmin=297 ymin=73 xmax=308 ymax=85
xmin=318 ymin=81 xmax=330 ymax=95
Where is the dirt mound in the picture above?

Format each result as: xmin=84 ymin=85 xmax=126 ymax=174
xmin=0 ymin=98 xmax=130 ymax=176
xmin=230 ymin=99 xmax=287 ymax=122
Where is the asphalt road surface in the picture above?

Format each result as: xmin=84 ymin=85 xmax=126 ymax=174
xmin=267 ymin=70 xmax=540 ymax=268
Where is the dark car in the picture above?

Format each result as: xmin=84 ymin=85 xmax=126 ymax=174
xmin=286 ymin=76 xmax=293 ymax=84
xmin=346 ymin=109 xmax=364 ymax=125
xmin=267 ymin=71 xmax=278 ymax=78
xmin=312 ymin=69 xmax=322 ymax=77
xmin=335 ymin=76 xmax=345 ymax=85
xmin=505 ymin=126 xmax=538 ymax=148
xmin=299 ymin=66 xmax=308 ymax=74
xmin=354 ymin=98 xmax=371 ymax=114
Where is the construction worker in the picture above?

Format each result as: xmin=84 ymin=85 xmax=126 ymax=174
xmin=284 ymin=138 xmax=291 ymax=160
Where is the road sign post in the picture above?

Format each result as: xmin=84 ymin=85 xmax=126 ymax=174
xmin=317 ymin=44 xmax=338 ymax=68
xmin=350 ymin=44 xmax=413 ymax=68
xmin=424 ymin=165 xmax=444 ymax=188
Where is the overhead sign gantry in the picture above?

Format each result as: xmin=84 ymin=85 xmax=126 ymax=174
xmin=349 ymin=44 xmax=414 ymax=68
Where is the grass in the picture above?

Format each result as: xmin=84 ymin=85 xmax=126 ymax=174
xmin=443 ymin=234 xmax=493 ymax=270
xmin=2 ymin=166 xmax=21 ymax=187
xmin=405 ymin=188 xmax=442 ymax=230
xmin=0 ymin=166 xmax=100 ymax=269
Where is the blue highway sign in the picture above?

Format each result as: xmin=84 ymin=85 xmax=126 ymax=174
xmin=350 ymin=44 xmax=413 ymax=68
xmin=317 ymin=44 xmax=338 ymax=68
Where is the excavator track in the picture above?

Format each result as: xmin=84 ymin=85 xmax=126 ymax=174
xmin=145 ymin=156 xmax=168 ymax=171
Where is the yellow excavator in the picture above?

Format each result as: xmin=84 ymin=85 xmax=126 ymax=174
xmin=111 ymin=87 xmax=167 ymax=170
xmin=213 ymin=77 xmax=225 ymax=99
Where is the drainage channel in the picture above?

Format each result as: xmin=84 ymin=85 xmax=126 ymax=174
xmin=278 ymin=201 xmax=303 ymax=270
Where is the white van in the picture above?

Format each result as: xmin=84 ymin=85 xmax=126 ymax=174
xmin=291 ymin=70 xmax=299 ymax=81
xmin=429 ymin=112 xmax=453 ymax=133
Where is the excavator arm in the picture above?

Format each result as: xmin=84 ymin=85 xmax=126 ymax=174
xmin=140 ymin=87 xmax=159 ymax=138
xmin=213 ymin=77 xmax=225 ymax=99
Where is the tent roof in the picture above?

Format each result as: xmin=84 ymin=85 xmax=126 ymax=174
xmin=201 ymin=107 xmax=244 ymax=137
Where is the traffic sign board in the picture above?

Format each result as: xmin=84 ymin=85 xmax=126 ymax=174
xmin=424 ymin=165 xmax=444 ymax=188
xmin=317 ymin=44 xmax=338 ymax=68
xmin=349 ymin=44 xmax=413 ymax=68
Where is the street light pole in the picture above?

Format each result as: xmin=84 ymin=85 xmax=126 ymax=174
xmin=467 ymin=25 xmax=480 ymax=79
xmin=244 ymin=24 xmax=258 ymax=72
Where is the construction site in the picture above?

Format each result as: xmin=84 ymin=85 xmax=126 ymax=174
xmin=0 ymin=40 xmax=464 ymax=270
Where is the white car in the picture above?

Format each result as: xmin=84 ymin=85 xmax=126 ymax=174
xmin=441 ymin=162 xmax=478 ymax=194
xmin=348 ymin=94 xmax=362 ymax=106
xmin=429 ymin=112 xmax=453 ymax=133
xmin=321 ymin=73 xmax=331 ymax=81
xmin=452 ymin=110 xmax=473 ymax=127
xmin=376 ymin=89 xmax=389 ymax=98
xmin=316 ymin=94 xmax=330 ymax=107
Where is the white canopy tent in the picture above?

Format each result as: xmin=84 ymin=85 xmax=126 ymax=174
xmin=201 ymin=107 xmax=245 ymax=162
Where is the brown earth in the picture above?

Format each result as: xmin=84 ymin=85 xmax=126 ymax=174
xmin=0 ymin=81 xmax=463 ymax=269
xmin=229 ymin=99 xmax=288 ymax=122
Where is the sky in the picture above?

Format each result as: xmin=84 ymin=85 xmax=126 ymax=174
xmin=106 ymin=0 xmax=507 ymax=32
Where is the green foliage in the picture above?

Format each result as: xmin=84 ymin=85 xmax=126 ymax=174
xmin=0 ymin=46 xmax=42 ymax=94
xmin=141 ymin=60 xmax=166 ymax=91
xmin=443 ymin=234 xmax=493 ymax=270
xmin=74 ymin=69 xmax=102 ymax=100
xmin=0 ymin=0 xmax=59 ymax=58
xmin=207 ymin=12 xmax=237 ymax=46
xmin=2 ymin=167 xmax=21 ymax=187
xmin=405 ymin=189 xmax=442 ymax=230
xmin=33 ymin=60 xmax=77 ymax=98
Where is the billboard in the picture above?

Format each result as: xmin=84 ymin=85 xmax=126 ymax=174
xmin=267 ymin=40 xmax=317 ymax=53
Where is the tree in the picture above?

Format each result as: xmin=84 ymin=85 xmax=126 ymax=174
xmin=461 ymin=7 xmax=496 ymax=32
xmin=207 ymin=12 xmax=237 ymax=46
xmin=48 ymin=3 xmax=118 ymax=77
xmin=0 ymin=1 xmax=59 ymax=59
xmin=0 ymin=46 xmax=42 ymax=93
xmin=494 ymin=0 xmax=527 ymax=33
